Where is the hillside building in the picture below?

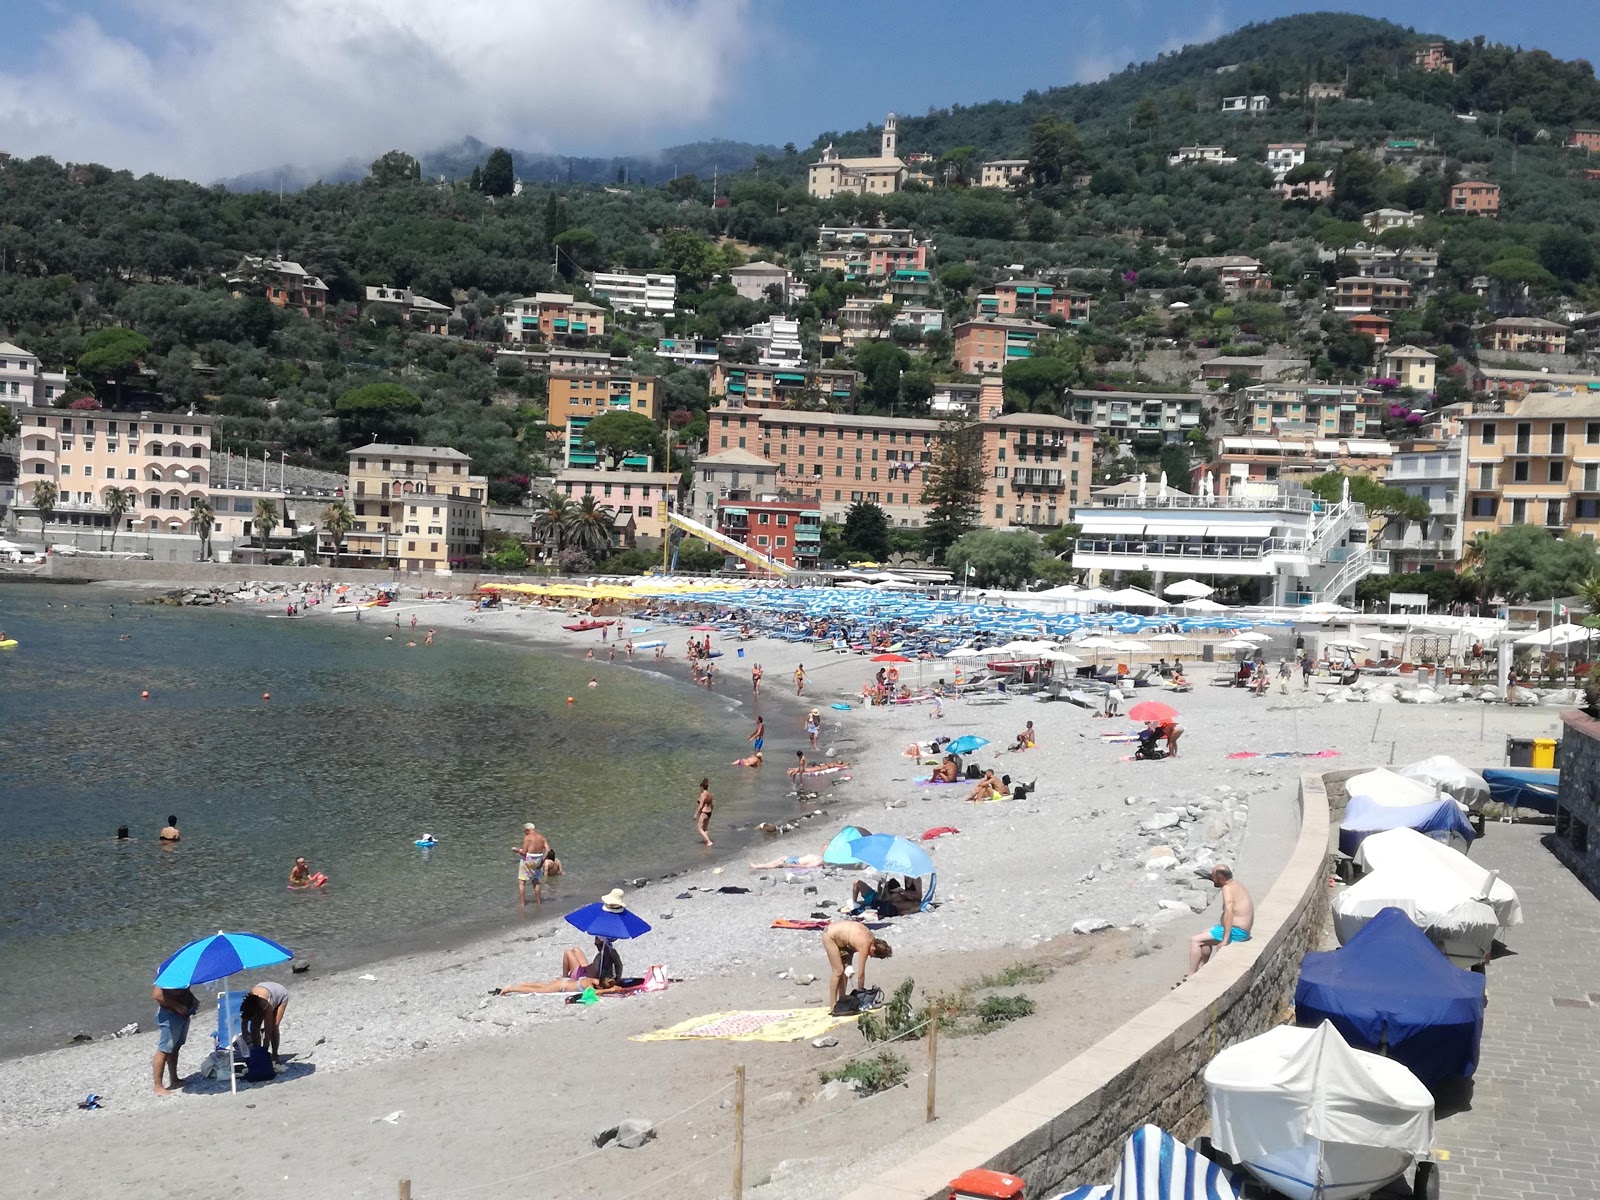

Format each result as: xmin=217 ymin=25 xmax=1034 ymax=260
xmin=988 ymin=279 xmax=1093 ymax=323
xmin=1333 ymin=277 xmax=1413 ymax=313
xmin=364 ymin=286 xmax=452 ymax=333
xmin=1234 ymin=383 xmax=1387 ymax=438
xmin=226 ymin=257 xmax=327 ymax=319
xmin=807 ymin=114 xmax=908 ymax=199
xmin=728 ymin=261 xmax=803 ymax=304
xmin=1486 ymin=316 xmax=1569 ymax=355
xmin=952 ymin=316 xmax=1050 ymax=374
xmin=1263 ymin=143 xmax=1306 ymax=181
xmin=501 ymin=293 xmax=607 ymax=344
xmin=0 ymin=342 xmax=68 ymax=409
xmin=589 ymin=271 xmax=676 ymax=317
xmin=1380 ymin=445 xmax=1464 ymax=573
xmin=977 ymin=159 xmax=1030 ymax=189
xmin=1168 ymin=145 xmax=1237 ymax=167
xmin=1448 ymin=181 xmax=1500 ymax=216
xmin=1221 ymin=95 xmax=1270 ymax=114
xmin=1567 ymin=129 xmax=1600 ymax=153
xmin=1363 ymin=208 xmax=1421 ymax=233
xmin=710 ymin=362 xmax=859 ymax=410
xmin=1380 ymin=345 xmax=1438 ymax=392
xmin=1182 ymin=255 xmax=1270 ymax=291
xmin=1413 ymin=42 xmax=1455 ymax=74
xmin=1462 ymin=394 xmax=1600 ymax=543
xmin=551 ymin=468 xmax=676 ymax=543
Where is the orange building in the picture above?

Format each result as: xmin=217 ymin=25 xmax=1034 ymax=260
xmin=226 ymin=257 xmax=328 ymax=319
xmin=1448 ymin=181 xmax=1499 ymax=216
xmin=952 ymin=316 xmax=1050 ymax=374
xmin=1566 ymin=129 xmax=1600 ymax=153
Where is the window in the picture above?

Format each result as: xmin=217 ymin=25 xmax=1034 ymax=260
xmin=776 ymin=537 xmax=787 ymax=547
xmin=1477 ymin=464 xmax=1494 ymax=489
xmin=1513 ymin=461 xmax=1529 ymax=483
xmin=1550 ymin=462 xmax=1566 ymax=483
xmin=1511 ymin=499 xmax=1527 ymax=524
xmin=1515 ymin=423 xmax=1531 ymax=454
xmin=105 ymin=468 xmax=115 ymax=479
xmin=1588 ymin=423 xmax=1600 ymax=445
xmin=1470 ymin=497 xmax=1496 ymax=517
xmin=1552 ymin=423 xmax=1567 ymax=454
xmin=61 ymin=465 xmax=71 ymax=476
xmin=994 ymin=504 xmax=1003 ymax=517
xmin=756 ymin=535 xmax=768 ymax=547
xmin=1479 ymin=423 xmax=1496 ymax=444
xmin=1547 ymin=500 xmax=1565 ymax=527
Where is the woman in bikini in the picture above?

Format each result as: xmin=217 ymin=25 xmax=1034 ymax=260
xmin=695 ymin=778 xmax=714 ymax=846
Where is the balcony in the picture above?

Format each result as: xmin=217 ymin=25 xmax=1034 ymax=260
xmin=1012 ymin=468 xmax=1065 ymax=488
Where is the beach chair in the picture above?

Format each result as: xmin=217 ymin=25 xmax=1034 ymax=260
xmin=206 ymin=990 xmax=248 ymax=1080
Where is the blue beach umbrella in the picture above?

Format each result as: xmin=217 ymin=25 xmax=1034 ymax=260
xmin=945 ymin=734 xmax=989 ymax=756
xmin=564 ymin=901 xmax=653 ymax=941
xmin=848 ymin=834 xmax=938 ymax=908
xmin=155 ymin=930 xmax=293 ymax=1095
xmin=823 ymin=824 xmax=872 ymax=865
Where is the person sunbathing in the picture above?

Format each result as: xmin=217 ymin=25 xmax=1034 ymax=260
xmin=848 ymin=875 xmax=924 ymax=916
xmin=926 ymin=755 xmax=960 ymax=783
xmin=732 ymin=751 xmax=763 ymax=768
xmin=1009 ymin=720 xmax=1037 ymax=751
xmin=966 ymin=769 xmax=1001 ymax=802
xmin=492 ymin=938 xmax=623 ymax=993
xmin=749 ymin=852 xmax=826 ymax=869
xmin=903 ymin=736 xmax=950 ymax=759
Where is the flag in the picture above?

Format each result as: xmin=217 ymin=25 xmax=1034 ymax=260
xmin=966 ymin=564 xmax=976 ymax=578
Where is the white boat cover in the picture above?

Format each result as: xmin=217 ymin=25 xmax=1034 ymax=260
xmin=1394 ymin=756 xmax=1491 ymax=808
xmin=1333 ymin=862 xmax=1500 ymax=966
xmin=1205 ymin=1023 xmax=1434 ymax=1167
xmin=1345 ymin=769 xmax=1443 ymax=808
xmin=1053 ymin=1124 xmax=1239 ymax=1200
xmin=1353 ymin=828 xmax=1522 ymax=931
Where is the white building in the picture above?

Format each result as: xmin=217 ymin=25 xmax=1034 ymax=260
xmin=1263 ymin=142 xmax=1307 ymax=181
xmin=1363 ymin=208 xmax=1421 ymax=233
xmin=1168 ymin=145 xmax=1237 ymax=167
xmin=1380 ymin=446 xmax=1463 ymax=572
xmin=1222 ymin=95 xmax=1271 ymax=114
xmin=723 ymin=318 xmax=804 ymax=368
xmin=0 ymin=342 xmax=69 ymax=410
xmin=590 ymin=271 xmax=677 ymax=317
xmin=977 ymin=159 xmax=1030 ymax=189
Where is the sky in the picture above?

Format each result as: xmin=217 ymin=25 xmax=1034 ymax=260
xmin=2 ymin=0 xmax=1596 ymax=182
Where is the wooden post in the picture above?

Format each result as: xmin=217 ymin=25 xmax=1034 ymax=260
xmin=732 ymin=1062 xmax=746 ymax=1200
xmin=926 ymin=1007 xmax=939 ymax=1124
xmin=398 ymin=1181 xmax=411 ymax=1200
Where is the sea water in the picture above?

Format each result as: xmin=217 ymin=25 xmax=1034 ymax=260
xmin=0 ymin=583 xmax=787 ymax=1056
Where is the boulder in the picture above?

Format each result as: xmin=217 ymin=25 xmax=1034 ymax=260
xmin=1140 ymin=811 xmax=1182 ymax=832
xmin=1072 ymin=917 xmax=1113 ymax=935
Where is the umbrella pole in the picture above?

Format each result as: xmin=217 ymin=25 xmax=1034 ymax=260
xmin=226 ymin=971 xmax=237 ymax=1095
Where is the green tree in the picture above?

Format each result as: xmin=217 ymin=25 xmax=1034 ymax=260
xmin=1537 ymin=228 xmax=1596 ymax=286
xmin=77 ymin=328 xmax=151 ymax=405
xmin=1003 ymin=356 xmax=1076 ymax=410
xmin=480 ymin=148 xmax=516 ymax=198
xmin=1157 ymin=444 xmax=1191 ymax=487
xmin=368 ymin=150 xmax=422 ymax=186
xmin=940 ymin=263 xmax=978 ymax=293
xmin=1477 ymin=526 xmax=1600 ymax=602
xmin=190 ymin=497 xmax=215 ymax=561
xmin=920 ymin=418 xmax=985 ymax=560
xmin=31 ymin=480 xmax=58 ymax=528
xmin=532 ymin=491 xmax=574 ymax=554
xmin=1027 ymin=115 xmax=1079 ymax=186
xmin=481 ymin=529 xmax=530 ymax=572
xmin=102 ymin=486 xmax=134 ymax=551
xmin=567 ymin=494 xmax=616 ymax=557
xmin=855 ymin=340 xmax=910 ymax=412
xmin=938 ymin=146 xmax=978 ymax=184
xmin=1134 ymin=97 xmax=1161 ymax=134
xmin=552 ymin=228 xmax=602 ymax=276
xmin=1306 ymin=472 xmax=1429 ymax=522
xmin=657 ymin=228 xmax=718 ymax=288
xmin=254 ymin=499 xmax=280 ymax=549
xmin=947 ymin=528 xmax=1043 ymax=589
xmin=0 ymin=406 xmax=18 ymax=441
xmin=321 ymin=499 xmax=353 ymax=565
xmin=841 ymin=500 xmax=891 ymax=561
xmin=335 ymin=382 xmax=423 ymax=444
xmin=583 ymin=410 xmax=659 ymax=467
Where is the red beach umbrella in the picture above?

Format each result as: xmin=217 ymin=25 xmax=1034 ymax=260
xmin=1127 ymin=700 xmax=1180 ymax=724
xmin=871 ymin=653 xmax=913 ymax=662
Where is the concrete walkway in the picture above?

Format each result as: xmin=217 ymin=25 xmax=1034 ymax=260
xmin=1433 ymin=822 xmax=1600 ymax=1200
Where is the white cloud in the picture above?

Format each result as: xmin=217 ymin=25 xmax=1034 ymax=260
xmin=0 ymin=0 xmax=754 ymax=181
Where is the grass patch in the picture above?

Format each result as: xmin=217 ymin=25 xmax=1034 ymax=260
xmin=974 ymin=993 xmax=1037 ymax=1028
xmin=858 ymin=979 xmax=922 ymax=1043
xmin=820 ymin=1051 xmax=909 ymax=1096
xmin=975 ymin=961 xmax=1055 ymax=989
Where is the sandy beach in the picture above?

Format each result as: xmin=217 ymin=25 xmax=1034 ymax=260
xmin=0 ymin=583 xmax=1568 ymax=1200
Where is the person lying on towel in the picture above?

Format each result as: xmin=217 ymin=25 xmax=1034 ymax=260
xmin=493 ymin=937 xmax=623 ymax=993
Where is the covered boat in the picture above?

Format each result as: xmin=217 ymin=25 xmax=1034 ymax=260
xmin=1204 ymin=1021 xmax=1434 ymax=1200
xmin=1353 ymin=827 xmax=1521 ymax=933
xmin=1295 ymin=907 xmax=1486 ymax=1086
xmin=1338 ymin=769 xmax=1474 ymax=857
xmin=1054 ymin=1124 xmax=1239 ymax=1200
xmin=1394 ymin=755 xmax=1490 ymax=808
xmin=1480 ymin=767 xmax=1559 ymax=816
xmin=1332 ymin=860 xmax=1500 ymax=968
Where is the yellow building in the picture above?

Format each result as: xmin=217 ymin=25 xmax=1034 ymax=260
xmin=807 ymin=114 xmax=907 ymax=199
xmin=1462 ymin=394 xmax=1600 ymax=541
xmin=344 ymin=443 xmax=486 ymax=572
xmin=546 ymin=372 xmax=660 ymax=428
xmin=1380 ymin=344 xmax=1438 ymax=392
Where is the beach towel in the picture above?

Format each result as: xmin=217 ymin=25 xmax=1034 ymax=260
xmin=631 ymin=1008 xmax=858 ymax=1042
xmin=917 ymin=779 xmax=965 ymax=787
xmin=771 ymin=918 xmax=890 ymax=930
xmin=920 ymin=826 xmax=960 ymax=841
xmin=1099 ymin=732 xmax=1141 ymax=745
xmin=1226 ymin=749 xmax=1343 ymax=760
xmin=562 ymin=965 xmax=671 ymax=1002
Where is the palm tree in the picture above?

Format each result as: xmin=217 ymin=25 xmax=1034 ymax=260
xmin=532 ymin=491 xmax=574 ymax=556
xmin=322 ymin=499 xmax=353 ymax=565
xmin=103 ymin=486 xmax=134 ymax=551
xmin=190 ymin=498 xmax=215 ymax=562
xmin=254 ymin=499 xmax=280 ymax=549
xmin=31 ymin=480 xmax=58 ymax=532
xmin=567 ymin=494 xmax=617 ymax=557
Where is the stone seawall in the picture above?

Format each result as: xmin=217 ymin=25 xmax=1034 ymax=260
xmin=844 ymin=771 xmax=1334 ymax=1200
xmin=37 ymin=557 xmax=498 ymax=594
xmin=1551 ymin=709 xmax=1600 ymax=886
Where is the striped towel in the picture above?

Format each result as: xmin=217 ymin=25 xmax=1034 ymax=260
xmin=1053 ymin=1125 xmax=1239 ymax=1200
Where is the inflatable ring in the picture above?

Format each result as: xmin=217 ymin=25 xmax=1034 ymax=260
xmin=887 ymin=668 xmax=899 ymax=683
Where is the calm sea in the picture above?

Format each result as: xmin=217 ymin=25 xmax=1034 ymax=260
xmin=0 ymin=583 xmax=790 ymax=1057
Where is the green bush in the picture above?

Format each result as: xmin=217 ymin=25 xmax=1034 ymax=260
xmin=819 ymin=1051 xmax=909 ymax=1096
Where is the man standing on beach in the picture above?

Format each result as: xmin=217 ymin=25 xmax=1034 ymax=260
xmin=516 ymin=823 xmax=552 ymax=907
xmin=1187 ymin=865 xmax=1254 ymax=977
xmin=151 ymin=984 xmax=198 ymax=1095
xmin=750 ymin=715 xmax=765 ymax=756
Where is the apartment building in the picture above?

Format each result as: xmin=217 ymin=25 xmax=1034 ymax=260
xmin=930 ymin=381 xmax=981 ymax=417
xmin=226 ymin=257 xmax=328 ymax=319
xmin=0 ymin=342 xmax=68 ymax=409
xmin=1200 ymin=356 xmax=1309 ymax=383
xmin=364 ymin=286 xmax=452 ymax=333
xmin=1486 ymin=317 xmax=1569 ymax=355
xmin=984 ymin=412 xmax=1092 ymax=529
xmin=989 ymin=280 xmax=1093 ymax=323
xmin=1474 ymin=367 xmax=1600 ymax=398
xmin=807 ymin=115 xmax=907 ymax=199
xmin=501 ymin=294 xmax=607 ymax=344
xmin=1276 ymin=174 xmax=1334 ymax=203
xmin=552 ymin=468 xmax=676 ymax=541
xmin=722 ymin=317 xmax=805 ymax=366
xmin=1380 ymin=345 xmax=1438 ymax=392
xmin=1347 ymin=245 xmax=1439 ymax=284
xmin=1181 ymin=255 xmax=1270 ymax=290
xmin=17 ymin=409 xmax=214 ymax=539
xmin=815 ymin=226 xmax=928 ymax=279
xmin=1380 ymin=445 xmax=1464 ymax=572
xmin=1064 ymin=389 xmax=1203 ymax=441
xmin=882 ymin=267 xmax=935 ymax=304
xmin=952 ymin=316 xmax=1049 ymax=374
xmin=1363 ymin=208 xmax=1421 ymax=233
xmin=710 ymin=363 xmax=858 ymax=410
xmin=716 ymin=496 xmax=821 ymax=570
xmin=977 ymin=159 xmax=1030 ymax=189
xmin=344 ymin=444 xmax=486 ymax=571
xmin=1448 ymin=181 xmax=1499 ymax=216
xmin=1263 ymin=142 xmax=1306 ymax=181
xmin=1236 ymin=383 xmax=1387 ymax=437
xmin=1306 ymin=81 xmax=1345 ymax=100
xmin=1567 ymin=129 xmax=1600 ymax=153
xmin=1462 ymin=395 xmax=1600 ymax=541
xmin=1348 ymin=313 xmax=1393 ymax=344
xmin=728 ymin=261 xmax=801 ymax=304
xmin=654 ymin=337 xmax=720 ymax=368
xmin=589 ymin=271 xmax=677 ymax=317
xmin=1221 ymin=95 xmax=1270 ymax=114
xmin=690 ymin=447 xmax=779 ymax=518
xmin=1334 ymin=276 xmax=1413 ymax=313
xmin=1207 ymin=435 xmax=1394 ymax=488
xmin=894 ymin=306 xmax=946 ymax=336
xmin=1413 ymin=42 xmax=1455 ymax=74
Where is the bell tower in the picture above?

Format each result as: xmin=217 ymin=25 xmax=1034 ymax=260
xmin=881 ymin=112 xmax=898 ymax=159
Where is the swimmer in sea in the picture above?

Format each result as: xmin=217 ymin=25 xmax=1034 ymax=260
xmin=425 ymin=629 xmax=434 ymax=646
xmin=587 ymin=677 xmax=599 ymax=688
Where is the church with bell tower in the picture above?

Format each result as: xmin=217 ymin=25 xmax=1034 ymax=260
xmin=807 ymin=112 xmax=909 ymax=199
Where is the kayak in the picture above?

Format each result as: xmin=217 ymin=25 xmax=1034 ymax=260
xmin=0 ymin=640 xmax=16 ymax=649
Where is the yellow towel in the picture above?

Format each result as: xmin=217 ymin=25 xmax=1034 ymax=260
xmin=631 ymin=1007 xmax=858 ymax=1043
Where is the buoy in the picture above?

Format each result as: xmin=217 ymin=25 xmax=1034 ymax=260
xmin=262 ymin=693 xmax=271 ymax=701
xmin=140 ymin=690 xmax=150 ymax=700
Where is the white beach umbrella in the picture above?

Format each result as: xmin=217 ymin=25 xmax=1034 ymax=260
xmin=1147 ymin=632 xmax=1191 ymax=643
xmin=1113 ymin=639 xmax=1153 ymax=652
xmin=1037 ymin=649 xmax=1083 ymax=664
xmin=944 ymin=646 xmax=986 ymax=658
xmin=1515 ymin=622 xmax=1592 ymax=648
xmin=1216 ymin=638 xmax=1257 ymax=651
xmin=1163 ymin=578 xmax=1214 ymax=598
xmin=1074 ymin=635 xmax=1122 ymax=649
xmin=1236 ymin=631 xmax=1272 ymax=644
xmin=1364 ymin=632 xmax=1400 ymax=645
xmin=1179 ymin=597 xmax=1230 ymax=612
xmin=1103 ymin=587 xmax=1171 ymax=609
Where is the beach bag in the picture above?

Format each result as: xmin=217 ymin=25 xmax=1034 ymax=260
xmin=964 ymin=764 xmax=982 ymax=780
xmin=243 ymin=1046 xmax=276 ymax=1082
xmin=851 ymin=986 xmax=885 ymax=1013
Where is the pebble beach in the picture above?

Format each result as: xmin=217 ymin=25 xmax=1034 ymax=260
xmin=0 ymin=583 xmax=1569 ymax=1200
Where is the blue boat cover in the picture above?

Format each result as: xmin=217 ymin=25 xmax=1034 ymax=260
xmin=1480 ymin=768 xmax=1560 ymax=815
xmin=1338 ymin=794 xmax=1475 ymax=857
xmin=1054 ymin=1124 xmax=1239 ymax=1200
xmin=1294 ymin=906 xmax=1485 ymax=1085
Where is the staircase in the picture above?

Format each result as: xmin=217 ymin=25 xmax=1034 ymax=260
xmin=667 ymin=511 xmax=792 ymax=578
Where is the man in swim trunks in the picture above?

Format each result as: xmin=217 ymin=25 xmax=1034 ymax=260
xmin=1187 ymin=864 xmax=1254 ymax=977
xmin=966 ymin=768 xmax=1000 ymax=802
xmin=822 ymin=922 xmax=892 ymax=1014
xmin=750 ymin=714 xmax=765 ymax=754
xmin=516 ymin=823 xmax=552 ymax=907
xmin=151 ymin=984 xmax=198 ymax=1095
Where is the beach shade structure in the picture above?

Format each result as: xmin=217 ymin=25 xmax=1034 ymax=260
xmin=155 ymin=931 xmax=293 ymax=1095
xmin=1338 ymin=769 xmax=1475 ymax=857
xmin=944 ymin=646 xmax=986 ymax=659
xmin=1393 ymin=756 xmax=1490 ymax=809
xmin=1332 ymin=862 xmax=1501 ymax=969
xmin=564 ymin=898 xmax=652 ymax=942
xmin=1204 ymin=1021 xmax=1435 ymax=1200
xmin=1236 ymin=631 xmax=1272 ymax=644
xmin=1513 ymin=622 xmax=1593 ymax=648
xmin=1294 ymin=907 xmax=1486 ymax=1086
xmin=945 ymin=734 xmax=990 ymax=755
xmin=1052 ymin=1123 xmax=1241 ymax=1200
xmin=823 ymin=825 xmax=872 ymax=865
xmin=1126 ymin=700 xmax=1179 ymax=724
xmin=845 ymin=833 xmax=937 ymax=909
xmin=1102 ymin=587 xmax=1170 ymax=610
xmin=870 ymin=653 xmax=913 ymax=663
xmin=1353 ymin=828 xmax=1521 ymax=932
xmin=1147 ymin=632 xmax=1191 ymax=644
xmin=1163 ymin=579 xmax=1215 ymax=599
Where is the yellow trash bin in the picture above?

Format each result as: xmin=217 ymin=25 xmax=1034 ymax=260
xmin=1532 ymin=738 xmax=1558 ymax=769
